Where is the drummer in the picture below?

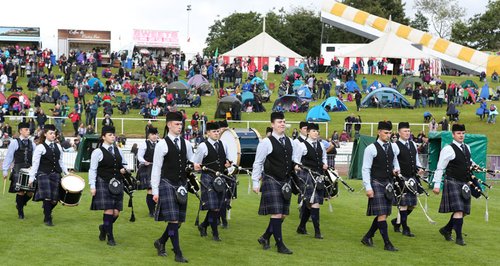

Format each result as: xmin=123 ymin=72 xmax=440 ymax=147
xmin=3 ymin=122 xmax=37 ymax=219
xmin=89 ymin=125 xmax=128 ymax=246
xmin=293 ymin=123 xmax=328 ymax=239
xmin=137 ymin=127 xmax=159 ymax=217
xmin=28 ymin=124 xmax=69 ymax=226
xmin=193 ymin=121 xmax=231 ymax=241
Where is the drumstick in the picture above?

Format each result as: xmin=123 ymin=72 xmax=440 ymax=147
xmin=2 ymin=178 xmax=6 ymax=195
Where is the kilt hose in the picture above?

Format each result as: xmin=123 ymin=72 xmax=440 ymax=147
xmin=200 ymin=173 xmax=225 ymax=211
xmin=258 ymin=175 xmax=291 ymax=216
xmin=296 ymin=169 xmax=324 ymax=205
xmin=367 ymin=180 xmax=393 ymax=216
xmin=155 ymin=179 xmax=187 ymax=222
xmin=90 ymin=176 xmax=124 ymax=211
xmin=137 ymin=164 xmax=152 ymax=190
xmin=439 ymin=178 xmax=471 ymax=215
xmin=34 ymin=173 xmax=61 ymax=202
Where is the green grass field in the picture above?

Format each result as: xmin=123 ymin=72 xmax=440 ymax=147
xmin=1 ymin=67 xmax=499 ymax=265
xmin=1 ymin=174 xmax=499 ymax=265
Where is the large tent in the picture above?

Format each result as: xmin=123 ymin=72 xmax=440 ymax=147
xmin=361 ymin=88 xmax=411 ymax=108
xmin=296 ymin=86 xmax=313 ymax=101
xmin=306 ymin=105 xmax=331 ymax=122
xmin=460 ymin=79 xmax=479 ymax=89
xmin=214 ymin=96 xmax=242 ymax=119
xmin=7 ymin=92 xmax=31 ymax=108
xmin=321 ymin=96 xmax=348 ymax=112
xmin=397 ymin=76 xmax=424 ymax=92
xmin=166 ymin=81 xmax=189 ymax=96
xmin=345 ymin=80 xmax=360 ymax=92
xmin=340 ymin=33 xmax=431 ymax=59
xmin=222 ymin=31 xmax=303 ymax=69
xmin=272 ymin=95 xmax=307 ymax=112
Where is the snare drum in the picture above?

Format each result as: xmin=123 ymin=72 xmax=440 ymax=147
xmin=15 ymin=168 xmax=35 ymax=192
xmin=59 ymin=174 xmax=85 ymax=206
xmin=220 ymin=128 xmax=261 ymax=168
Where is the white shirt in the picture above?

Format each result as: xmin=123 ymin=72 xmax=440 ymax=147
xmin=29 ymin=140 xmax=68 ymax=183
xmin=2 ymin=137 xmax=37 ymax=177
xmin=192 ymin=138 xmax=229 ymax=164
xmin=292 ymin=138 xmax=327 ymax=165
xmin=137 ymin=140 xmax=157 ymax=164
xmin=151 ymin=134 xmax=194 ymax=196
xmin=433 ymin=140 xmax=476 ymax=189
xmin=361 ymin=139 xmax=400 ymax=191
xmin=88 ymin=143 xmax=128 ymax=190
xmin=251 ymin=132 xmax=291 ymax=189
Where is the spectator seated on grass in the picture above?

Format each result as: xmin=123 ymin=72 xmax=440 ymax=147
xmin=118 ymin=101 xmax=129 ymax=114
xmin=190 ymin=94 xmax=201 ymax=107
xmin=289 ymin=101 xmax=299 ymax=112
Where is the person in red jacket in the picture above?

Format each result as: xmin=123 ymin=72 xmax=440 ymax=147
xmin=68 ymin=109 xmax=81 ymax=136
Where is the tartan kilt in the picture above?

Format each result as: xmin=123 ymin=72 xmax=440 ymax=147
xmin=137 ymin=164 xmax=152 ymax=190
xmin=297 ymin=170 xmax=324 ymax=205
xmin=200 ymin=173 xmax=224 ymax=210
xmin=90 ymin=177 xmax=124 ymax=211
xmin=34 ymin=173 xmax=61 ymax=202
xmin=155 ymin=179 xmax=187 ymax=222
xmin=439 ymin=179 xmax=471 ymax=215
xmin=367 ymin=180 xmax=392 ymax=216
xmin=258 ymin=175 xmax=290 ymax=216
xmin=8 ymin=171 xmax=23 ymax=193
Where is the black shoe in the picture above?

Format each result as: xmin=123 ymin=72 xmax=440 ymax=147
xmin=391 ymin=218 xmax=401 ymax=233
xmin=44 ymin=218 xmax=54 ymax=226
xmin=439 ymin=227 xmax=453 ymax=241
xmin=212 ymin=236 xmax=222 ymax=242
xmin=361 ymin=236 xmax=373 ymax=247
xmin=99 ymin=225 xmax=106 ymax=241
xmin=198 ymin=225 xmax=207 ymax=237
xmin=154 ymin=239 xmax=167 ymax=256
xmin=277 ymin=243 xmax=293 ymax=254
xmin=18 ymin=212 xmax=25 ymax=219
xmin=314 ymin=233 xmax=324 ymax=239
xmin=221 ymin=223 xmax=228 ymax=229
xmin=455 ymin=238 xmax=466 ymax=246
xmin=402 ymin=229 xmax=415 ymax=237
xmin=174 ymin=253 xmax=188 ymax=263
xmin=384 ymin=242 xmax=399 ymax=252
xmin=296 ymin=226 xmax=308 ymax=235
xmin=107 ymin=239 xmax=116 ymax=246
xmin=149 ymin=212 xmax=155 ymax=218
xmin=258 ymin=236 xmax=270 ymax=250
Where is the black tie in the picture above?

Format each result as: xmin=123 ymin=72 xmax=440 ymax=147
xmin=460 ymin=144 xmax=466 ymax=155
xmin=405 ymin=141 xmax=410 ymax=150
xmin=22 ymin=139 xmax=29 ymax=147
xmin=174 ymin=138 xmax=180 ymax=151
xmin=313 ymin=141 xmax=317 ymax=150
xmin=49 ymin=143 xmax=55 ymax=151
xmin=279 ymin=137 xmax=285 ymax=147
xmin=214 ymin=142 xmax=220 ymax=153
xmin=108 ymin=146 xmax=114 ymax=157
xmin=383 ymin=143 xmax=389 ymax=153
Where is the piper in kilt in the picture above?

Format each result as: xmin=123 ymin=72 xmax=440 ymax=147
xmin=292 ymin=122 xmax=310 ymax=220
xmin=193 ymin=121 xmax=231 ymax=241
xmin=391 ymin=122 xmax=424 ymax=237
xmin=89 ymin=125 xmax=128 ymax=246
xmin=293 ymin=123 xmax=328 ymax=239
xmin=2 ymin=122 xmax=36 ymax=219
xmin=433 ymin=124 xmax=478 ymax=246
xmin=151 ymin=111 xmax=194 ymax=263
xmin=216 ymin=119 xmax=231 ymax=228
xmin=360 ymin=121 xmax=400 ymax=251
xmin=28 ymin=124 xmax=68 ymax=226
xmin=137 ymin=127 xmax=159 ymax=217
xmin=252 ymin=112 xmax=294 ymax=255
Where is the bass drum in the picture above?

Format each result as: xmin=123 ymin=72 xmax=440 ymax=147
xmin=59 ymin=174 xmax=86 ymax=207
xmin=220 ymin=128 xmax=261 ymax=168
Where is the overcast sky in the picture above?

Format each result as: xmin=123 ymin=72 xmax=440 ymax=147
xmin=0 ymin=0 xmax=489 ymax=53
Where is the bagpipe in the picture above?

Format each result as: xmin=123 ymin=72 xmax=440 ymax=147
xmin=468 ymin=165 xmax=494 ymax=200
xmin=122 ymin=170 xmax=140 ymax=222
xmin=394 ymin=172 xmax=436 ymax=224
xmin=298 ymin=165 xmax=355 ymax=200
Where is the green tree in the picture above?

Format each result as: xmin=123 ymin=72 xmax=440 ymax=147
xmin=414 ymin=0 xmax=465 ymax=38
xmin=451 ymin=0 xmax=500 ymax=51
xmin=410 ymin=11 xmax=429 ymax=32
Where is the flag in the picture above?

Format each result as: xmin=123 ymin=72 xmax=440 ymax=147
xmin=214 ymin=47 xmax=218 ymax=58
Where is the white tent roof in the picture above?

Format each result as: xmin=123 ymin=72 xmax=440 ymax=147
xmin=222 ymin=32 xmax=302 ymax=58
xmin=340 ymin=33 xmax=431 ymax=59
